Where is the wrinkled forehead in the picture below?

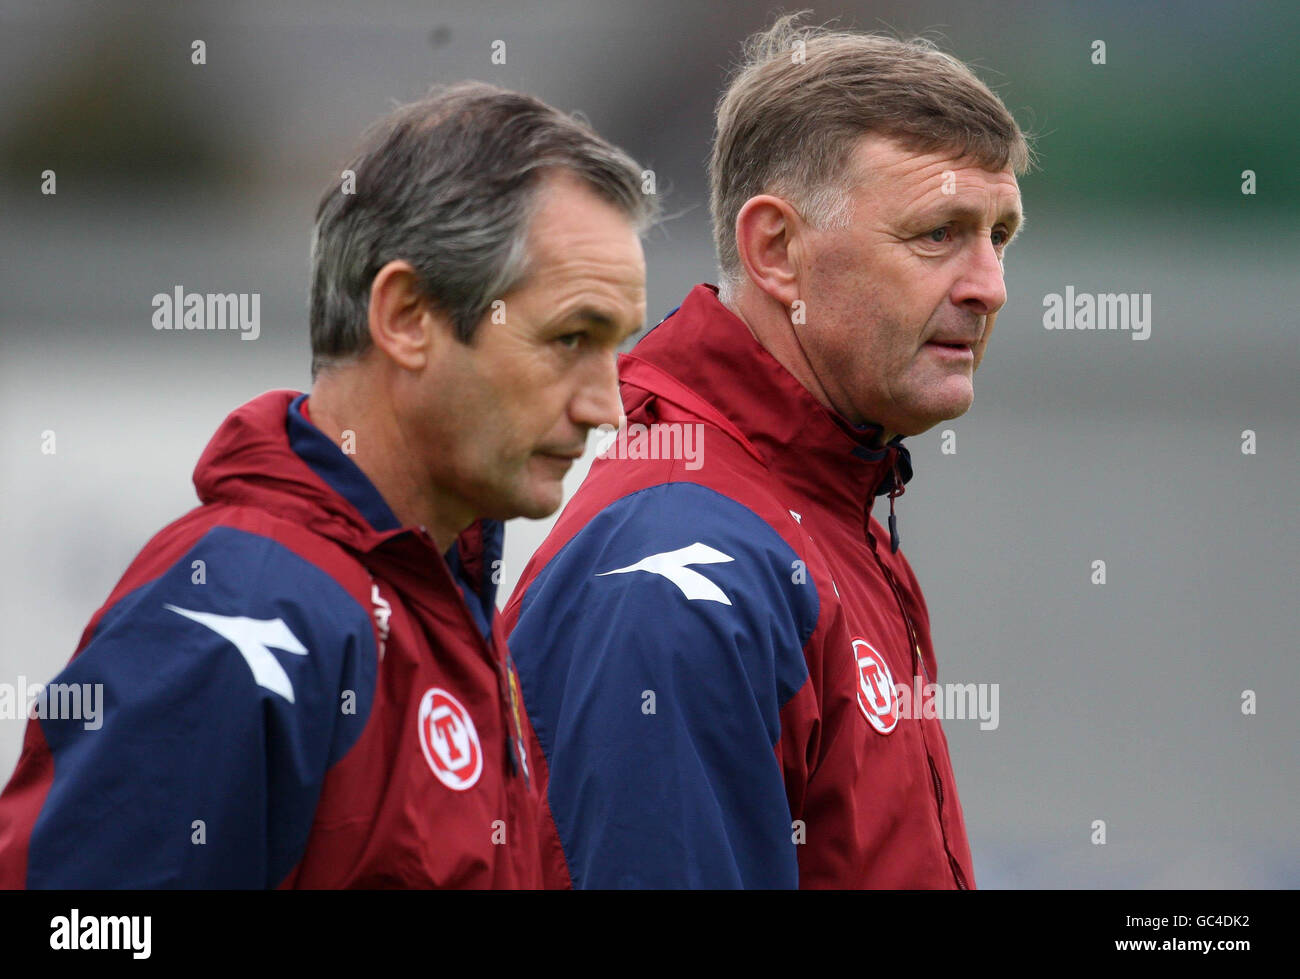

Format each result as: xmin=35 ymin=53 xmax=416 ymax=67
xmin=846 ymin=134 xmax=1022 ymax=214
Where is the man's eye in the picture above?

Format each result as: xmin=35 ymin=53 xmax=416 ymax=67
xmin=992 ymin=228 xmax=1009 ymax=247
xmin=926 ymin=226 xmax=950 ymax=243
xmin=557 ymin=332 xmax=584 ymax=350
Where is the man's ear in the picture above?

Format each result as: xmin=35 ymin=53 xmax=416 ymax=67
xmin=734 ymin=195 xmax=806 ymax=308
xmin=367 ymin=260 xmax=450 ymax=370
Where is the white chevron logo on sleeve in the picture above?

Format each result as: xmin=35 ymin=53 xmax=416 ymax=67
xmin=164 ymin=604 xmax=309 ymax=702
xmin=595 ymin=542 xmax=735 ymax=605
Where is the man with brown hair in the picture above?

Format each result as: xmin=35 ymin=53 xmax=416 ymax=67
xmin=504 ymin=16 xmax=1030 ymax=887
xmin=0 ymin=82 xmax=652 ymax=888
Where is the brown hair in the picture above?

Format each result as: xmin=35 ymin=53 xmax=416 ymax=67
xmin=710 ymin=13 xmax=1032 ymax=291
xmin=311 ymin=81 xmax=656 ymax=376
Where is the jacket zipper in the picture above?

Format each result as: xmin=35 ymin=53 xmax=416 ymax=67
xmin=869 ymin=447 xmax=967 ymax=889
xmin=400 ymin=528 xmax=531 ymax=788
xmin=928 ymin=756 xmax=970 ymax=890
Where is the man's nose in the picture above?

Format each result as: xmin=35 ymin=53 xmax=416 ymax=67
xmin=569 ymin=352 xmax=624 ymax=433
xmin=952 ymin=237 xmax=1008 ymax=316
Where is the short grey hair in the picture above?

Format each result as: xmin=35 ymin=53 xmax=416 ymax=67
xmin=710 ymin=14 xmax=1033 ymax=298
xmin=310 ymin=81 xmax=656 ymax=376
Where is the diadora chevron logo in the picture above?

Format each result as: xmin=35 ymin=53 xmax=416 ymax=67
xmin=164 ymin=605 xmax=308 ymax=702
xmin=596 ymin=542 xmax=735 ymax=604
xmin=853 ymin=637 xmax=899 ymax=735
xmin=370 ymin=582 xmax=392 ymax=660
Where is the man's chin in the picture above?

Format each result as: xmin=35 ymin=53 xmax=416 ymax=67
xmin=929 ymin=380 xmax=976 ymax=421
xmin=893 ymin=396 xmax=975 ymax=438
xmin=514 ymin=496 xmax=564 ymax=521
xmin=483 ymin=483 xmax=566 ymax=522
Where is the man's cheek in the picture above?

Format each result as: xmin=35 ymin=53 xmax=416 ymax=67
xmin=972 ymin=312 xmax=997 ymax=371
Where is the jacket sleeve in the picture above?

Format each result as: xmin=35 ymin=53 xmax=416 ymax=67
xmin=0 ymin=525 xmax=377 ymax=889
xmin=506 ymin=482 xmax=819 ymax=888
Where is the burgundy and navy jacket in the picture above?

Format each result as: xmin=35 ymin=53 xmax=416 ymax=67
xmin=503 ymin=284 xmax=976 ymax=889
xmin=0 ymin=391 xmax=547 ymax=888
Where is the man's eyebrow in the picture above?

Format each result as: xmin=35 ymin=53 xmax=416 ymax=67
xmin=912 ymin=201 xmax=1025 ymax=233
xmin=564 ymin=306 xmax=644 ymax=341
xmin=568 ymin=307 xmax=617 ymax=329
xmin=1005 ymin=208 xmax=1027 ymax=241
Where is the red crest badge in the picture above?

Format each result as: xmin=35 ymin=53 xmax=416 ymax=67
xmin=418 ymin=688 xmax=483 ymax=790
xmin=854 ymin=638 xmax=899 ymax=735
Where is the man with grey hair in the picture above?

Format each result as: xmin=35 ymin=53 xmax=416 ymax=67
xmin=505 ymin=16 xmax=1030 ymax=888
xmin=0 ymin=82 xmax=652 ymax=888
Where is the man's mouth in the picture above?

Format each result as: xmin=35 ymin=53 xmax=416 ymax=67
xmin=924 ymin=339 xmax=974 ymax=359
xmin=537 ymin=449 xmax=584 ymax=466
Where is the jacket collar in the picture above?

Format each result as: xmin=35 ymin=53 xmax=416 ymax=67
xmin=192 ymin=390 xmax=503 ymax=621
xmin=628 ymin=284 xmax=913 ymax=525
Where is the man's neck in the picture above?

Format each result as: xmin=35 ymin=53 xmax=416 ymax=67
xmin=307 ymin=367 xmax=470 ymax=551
xmin=722 ymin=286 xmax=894 ymax=448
